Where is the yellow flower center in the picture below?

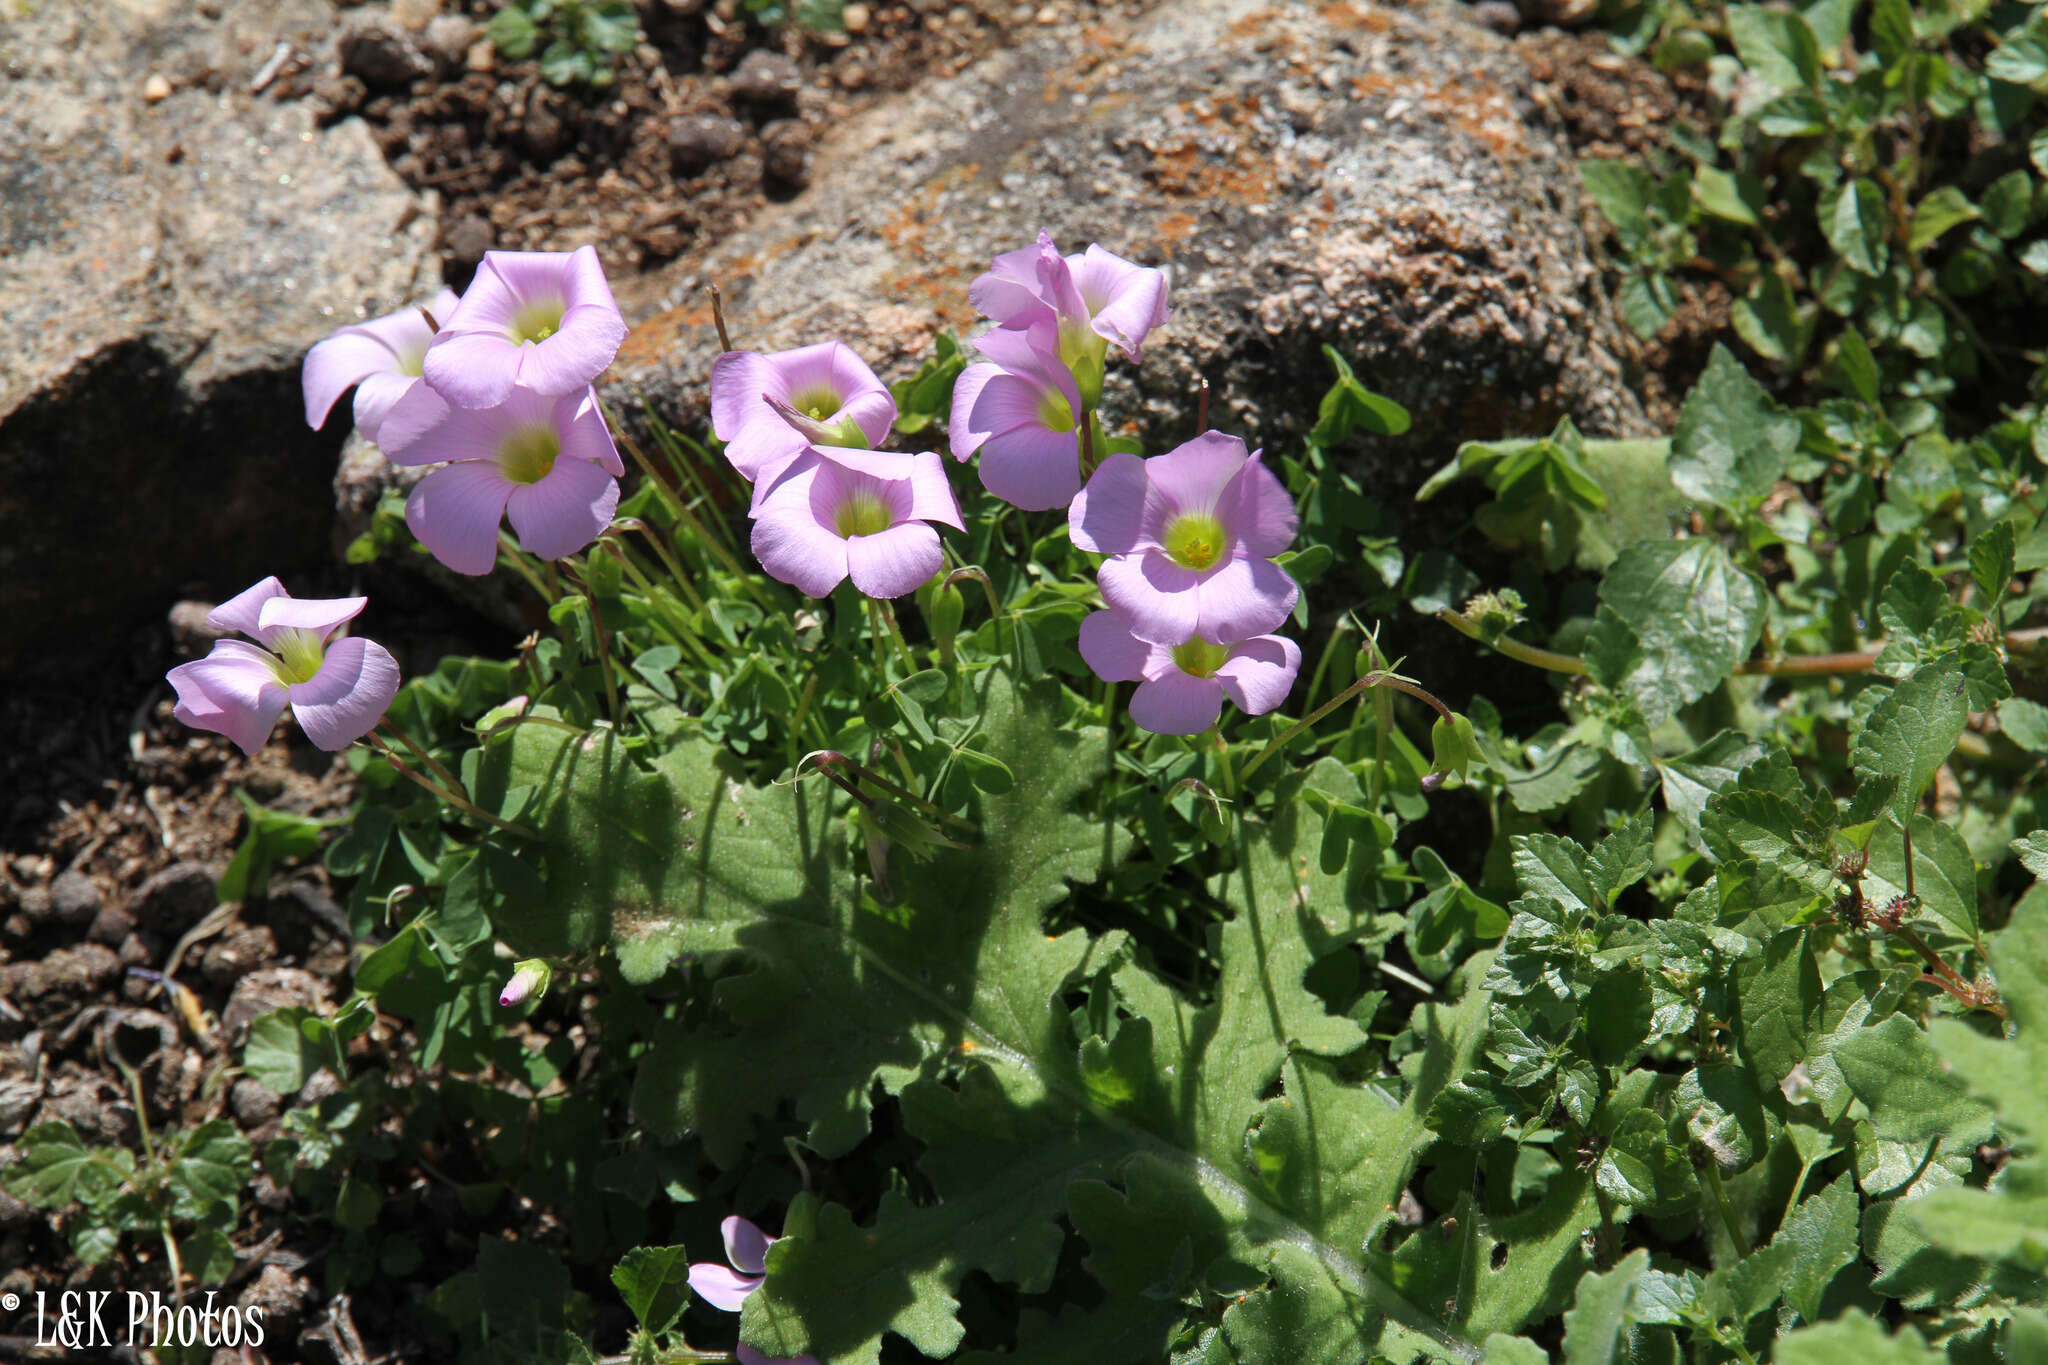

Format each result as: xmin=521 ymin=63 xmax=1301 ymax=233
xmin=271 ymin=627 xmax=327 ymax=685
xmin=396 ymin=345 xmax=426 ymax=378
xmin=510 ymin=298 xmax=565 ymax=346
xmin=1162 ymin=512 xmax=1227 ymax=572
xmin=835 ymin=491 xmax=892 ymax=539
xmin=1170 ymin=637 xmax=1230 ymax=678
xmin=499 ymin=423 xmax=562 ymax=485
xmin=789 ymin=384 xmax=840 ymax=422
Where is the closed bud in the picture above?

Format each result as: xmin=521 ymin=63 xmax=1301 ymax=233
xmin=498 ymin=958 xmax=551 ymax=1008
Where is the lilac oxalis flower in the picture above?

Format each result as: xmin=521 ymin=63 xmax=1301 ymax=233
xmin=1069 ymin=431 xmax=1299 ymax=645
xmin=1078 ymin=609 xmax=1300 ymax=735
xmin=970 ymin=229 xmax=1171 ymax=375
xmin=948 ymin=321 xmax=1088 ymax=512
xmin=302 ymin=288 xmax=461 ymax=446
xmin=380 ymin=385 xmax=623 ymax=575
xmin=751 ymin=447 xmax=962 ymax=599
xmin=422 ymin=246 xmax=628 ymax=409
xmin=710 ymin=341 xmax=898 ymax=497
xmin=688 ymin=1216 xmax=820 ymax=1365
xmin=166 ymin=578 xmax=400 ymax=755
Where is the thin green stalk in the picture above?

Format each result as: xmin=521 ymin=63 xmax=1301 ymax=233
xmin=1211 ymin=724 xmax=1238 ymax=799
xmin=1239 ymin=670 xmax=1457 ymax=788
xmin=497 ymin=531 xmax=557 ymax=605
xmin=1702 ymin=1158 xmax=1752 ymax=1257
xmin=1302 ymin=617 xmax=1354 ymax=708
xmin=368 ymin=731 xmax=542 ymax=839
xmin=566 ymin=560 xmax=623 ymax=726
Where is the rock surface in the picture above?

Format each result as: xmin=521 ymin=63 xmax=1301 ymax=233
xmin=0 ymin=0 xmax=441 ymax=677
xmin=605 ymin=0 xmax=1647 ymax=488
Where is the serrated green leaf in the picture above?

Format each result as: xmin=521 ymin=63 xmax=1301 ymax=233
xmin=1835 ymin=1013 xmax=1995 ymax=1146
xmin=1775 ymin=1313 xmax=1944 ymax=1363
xmin=1773 ymin=1174 xmax=1861 ymax=1323
xmin=2 ymin=1122 xmax=130 ymax=1209
xmin=1598 ymin=539 xmax=1765 ymax=723
xmin=611 ymin=1245 xmax=693 ymax=1334
xmin=1561 ymin=1248 xmax=1651 ymax=1365
xmin=1851 ymin=658 xmax=1968 ymax=824
xmin=1669 ymin=346 xmax=1801 ymax=510
xmin=1729 ymin=6 xmax=1822 ymax=90
xmin=1658 ymin=731 xmax=1767 ymax=844
xmin=169 ymin=1120 xmax=250 ymax=1222
xmin=1597 ymin=1110 xmax=1698 ymax=1214
xmin=1864 ymin=814 xmax=1979 ymax=938
xmin=2014 ymin=830 xmax=2048 ymax=877
xmin=1998 ymin=697 xmax=2048 ymax=753
xmin=1969 ymin=519 xmax=2017 ymax=605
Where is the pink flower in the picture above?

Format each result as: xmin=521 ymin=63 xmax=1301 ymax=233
xmin=1078 ymin=610 xmax=1300 ymax=735
xmin=166 ymin=578 xmax=400 ymax=755
xmin=301 ymin=288 xmax=461 ymax=446
xmin=379 ymin=385 xmax=623 ymax=575
xmin=689 ymin=1216 xmax=819 ymax=1365
xmin=497 ymin=959 xmax=549 ymax=1008
xmin=1069 ymin=431 xmax=1299 ymax=645
xmin=710 ymin=341 xmax=898 ymax=496
xmin=948 ymin=321 xmax=1088 ymax=512
xmin=970 ymin=229 xmax=1171 ymax=367
xmin=422 ymin=247 xmax=628 ymax=409
xmin=751 ymin=447 xmax=963 ymax=599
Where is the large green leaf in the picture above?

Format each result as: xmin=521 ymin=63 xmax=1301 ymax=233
xmin=1851 ymin=658 xmax=1968 ymax=824
xmin=489 ymin=669 xmax=1490 ymax=1363
xmin=1597 ymin=539 xmax=1766 ymax=722
xmin=1668 ymin=345 xmax=1801 ymax=511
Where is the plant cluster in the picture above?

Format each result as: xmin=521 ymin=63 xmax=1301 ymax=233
xmin=486 ymin=0 xmax=640 ymax=89
xmin=22 ymin=9 xmax=2048 ymax=1357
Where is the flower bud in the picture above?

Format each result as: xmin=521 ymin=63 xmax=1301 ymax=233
xmin=498 ymin=958 xmax=551 ymax=1008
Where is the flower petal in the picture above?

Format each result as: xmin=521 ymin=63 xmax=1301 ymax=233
xmin=947 ymin=362 xmax=1001 ymax=460
xmin=1098 ymin=551 xmax=1201 ymax=645
xmin=752 ymin=507 xmax=851 ymax=598
xmin=687 ymin=1263 xmax=763 ymax=1313
xmin=722 ymin=1216 xmax=774 ymax=1276
xmin=352 ymin=371 xmax=423 ymax=449
xmin=1073 ymin=244 xmax=1170 ymax=362
xmin=900 ymin=451 xmax=965 ymax=530
xmin=1222 ymin=451 xmax=1296 ymax=557
xmin=372 ymin=382 xmax=455 ymax=465
xmin=845 ymin=522 xmax=941 ymax=599
xmin=423 ymin=331 xmax=521 ymax=409
xmin=1216 ymin=635 xmax=1302 ymax=717
xmin=406 ymin=461 xmax=515 ymax=576
xmin=1076 ymin=610 xmax=1154 ymax=683
xmin=1193 ymin=553 xmax=1298 ymax=643
xmin=969 ymin=236 xmax=1056 ymax=325
xmin=1068 ymin=453 xmax=1153 ymax=554
xmin=289 ymin=637 xmax=400 ymax=750
xmin=512 ymin=302 xmax=628 ymax=396
xmin=562 ymin=389 xmax=624 ymax=476
xmin=712 ymin=351 xmax=771 ymax=441
xmin=978 ymin=423 xmax=1080 ymax=512
xmin=206 ymin=577 xmax=289 ymax=640
xmin=1147 ymin=431 xmax=1248 ymax=518
xmin=505 ymin=454 xmax=620 ymax=561
xmin=257 ymin=594 xmax=366 ymax=643
xmin=168 ymin=642 xmax=290 ymax=756
xmin=1130 ymin=671 xmax=1223 ymax=736
xmin=303 ymin=330 xmax=398 ymax=430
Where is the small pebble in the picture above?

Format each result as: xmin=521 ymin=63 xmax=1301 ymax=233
xmin=465 ymin=39 xmax=494 ymax=73
xmin=1035 ymin=5 xmax=1058 ymax=23
xmin=842 ymin=1 xmax=869 ymax=30
xmin=143 ymin=73 xmax=171 ymax=102
xmin=50 ymin=871 xmax=101 ymax=927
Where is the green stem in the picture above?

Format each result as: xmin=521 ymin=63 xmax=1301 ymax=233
xmin=368 ymin=730 xmax=542 ymax=839
xmin=1239 ymin=670 xmax=1458 ymax=788
xmin=1702 ymin=1158 xmax=1752 ymax=1257
xmin=1441 ymin=611 xmax=2048 ymax=681
xmin=1209 ymin=723 xmax=1238 ymax=800
xmin=497 ymin=531 xmax=558 ymax=605
xmin=567 ymin=560 xmax=623 ymax=727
